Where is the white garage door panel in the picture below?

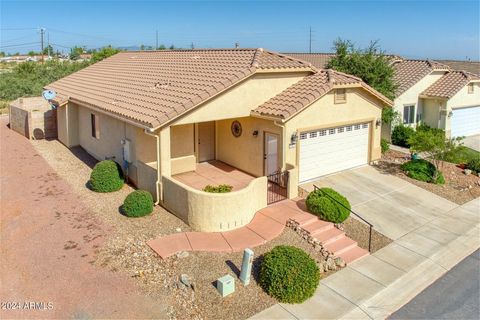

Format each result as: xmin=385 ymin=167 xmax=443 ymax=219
xmin=299 ymin=124 xmax=369 ymax=183
xmin=451 ymin=106 xmax=480 ymax=137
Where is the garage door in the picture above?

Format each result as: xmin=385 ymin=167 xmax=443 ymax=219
xmin=299 ymin=123 xmax=370 ymax=183
xmin=451 ymin=106 xmax=480 ymax=137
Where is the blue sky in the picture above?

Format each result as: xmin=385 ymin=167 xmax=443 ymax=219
xmin=1 ymin=1 xmax=479 ymax=60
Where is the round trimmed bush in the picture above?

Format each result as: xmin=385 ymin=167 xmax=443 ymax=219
xmin=401 ymin=159 xmax=444 ymax=184
xmin=259 ymin=246 xmax=320 ymax=303
xmin=306 ymin=188 xmax=351 ymax=223
xmin=122 ymin=190 xmax=154 ymax=217
xmin=467 ymin=157 xmax=480 ymax=174
xmin=89 ymin=160 xmax=124 ymax=192
xmin=391 ymin=125 xmax=415 ymax=148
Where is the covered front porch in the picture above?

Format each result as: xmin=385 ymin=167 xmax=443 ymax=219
xmin=173 ymin=160 xmax=255 ymax=191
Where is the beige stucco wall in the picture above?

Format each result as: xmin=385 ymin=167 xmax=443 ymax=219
xmin=422 ymin=98 xmax=444 ymax=129
xmin=162 ymin=175 xmax=267 ymax=232
xmin=393 ymin=71 xmax=446 ymax=128
xmin=171 ymin=124 xmax=195 ymax=158
xmin=216 ymin=117 xmax=282 ymax=177
xmin=57 ymin=103 xmax=80 ymax=147
xmin=448 ymin=82 xmax=480 ymax=110
xmin=284 ymin=87 xmax=384 ymax=165
xmin=172 ymin=72 xmax=309 ymax=126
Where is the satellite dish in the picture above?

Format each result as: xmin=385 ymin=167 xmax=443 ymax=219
xmin=42 ymin=89 xmax=56 ymax=100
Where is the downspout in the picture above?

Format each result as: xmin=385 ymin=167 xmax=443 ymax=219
xmin=144 ymin=128 xmax=161 ymax=205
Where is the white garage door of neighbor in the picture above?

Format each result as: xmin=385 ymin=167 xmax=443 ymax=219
xmin=451 ymin=106 xmax=480 ymax=137
xmin=299 ymin=123 xmax=370 ymax=183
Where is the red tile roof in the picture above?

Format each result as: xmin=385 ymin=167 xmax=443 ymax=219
xmin=253 ymin=70 xmax=392 ymax=120
xmin=46 ymin=49 xmax=313 ymax=128
xmin=421 ymin=71 xmax=480 ymax=99
xmin=392 ymin=60 xmax=450 ymax=97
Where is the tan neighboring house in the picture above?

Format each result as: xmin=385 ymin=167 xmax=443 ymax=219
xmin=391 ymin=60 xmax=480 ymax=138
xmin=45 ymin=49 xmax=391 ymax=232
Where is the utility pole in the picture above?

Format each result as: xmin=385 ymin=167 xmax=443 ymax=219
xmin=40 ymin=27 xmax=45 ymax=63
xmin=156 ymin=30 xmax=158 ymax=49
xmin=47 ymin=32 xmax=50 ymax=58
xmin=309 ymin=26 xmax=312 ymax=53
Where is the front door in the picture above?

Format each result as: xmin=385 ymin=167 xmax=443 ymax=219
xmin=264 ymin=133 xmax=279 ymax=175
xmin=198 ymin=121 xmax=215 ymax=162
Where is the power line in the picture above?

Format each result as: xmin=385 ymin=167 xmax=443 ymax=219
xmin=0 ymin=42 xmax=39 ymax=49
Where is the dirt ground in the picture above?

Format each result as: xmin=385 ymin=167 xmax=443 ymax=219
xmin=377 ymin=150 xmax=480 ymax=205
xmin=0 ymin=117 xmax=167 ymax=319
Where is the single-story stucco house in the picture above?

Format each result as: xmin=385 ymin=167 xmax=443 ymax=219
xmin=46 ymin=48 xmax=391 ymax=232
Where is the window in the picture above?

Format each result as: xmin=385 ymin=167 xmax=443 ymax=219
xmin=91 ymin=113 xmax=100 ymax=139
xmin=329 ymin=128 xmax=335 ymax=135
xmin=334 ymin=88 xmax=347 ymax=103
xmin=300 ymin=132 xmax=307 ymax=140
xmin=403 ymin=105 xmax=415 ymax=124
xmin=309 ymin=132 xmax=317 ymax=138
xmin=468 ymin=83 xmax=474 ymax=94
xmin=354 ymin=124 xmax=361 ymax=130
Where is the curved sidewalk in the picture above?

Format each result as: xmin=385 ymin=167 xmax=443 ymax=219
xmin=147 ymin=200 xmax=315 ymax=259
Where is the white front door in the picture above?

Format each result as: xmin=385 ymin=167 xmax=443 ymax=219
xmin=299 ymin=123 xmax=370 ymax=183
xmin=451 ymin=106 xmax=480 ymax=137
xmin=264 ymin=133 xmax=279 ymax=175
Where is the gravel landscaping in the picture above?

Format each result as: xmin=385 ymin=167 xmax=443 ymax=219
xmin=31 ymin=139 xmax=338 ymax=320
xmin=341 ymin=217 xmax=393 ymax=253
xmin=377 ymin=150 xmax=480 ymax=205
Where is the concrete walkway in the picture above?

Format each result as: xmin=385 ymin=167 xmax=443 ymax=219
xmin=148 ymin=199 xmax=367 ymax=262
xmin=251 ymin=197 xmax=480 ymax=320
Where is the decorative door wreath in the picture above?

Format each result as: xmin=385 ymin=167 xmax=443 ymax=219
xmin=231 ymin=120 xmax=242 ymax=137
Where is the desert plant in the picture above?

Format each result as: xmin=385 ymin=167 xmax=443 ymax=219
xmin=202 ymin=184 xmax=233 ymax=193
xmin=381 ymin=138 xmax=390 ymax=154
xmin=122 ymin=190 xmax=154 ymax=217
xmin=89 ymin=160 xmax=124 ymax=192
xmin=259 ymin=246 xmax=320 ymax=303
xmin=391 ymin=125 xmax=415 ymax=148
xmin=306 ymin=187 xmax=351 ymax=223
xmin=400 ymin=159 xmax=445 ymax=184
xmin=467 ymin=157 xmax=480 ymax=174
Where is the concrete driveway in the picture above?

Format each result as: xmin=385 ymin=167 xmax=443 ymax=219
xmin=463 ymin=134 xmax=480 ymax=152
xmin=301 ymin=166 xmax=458 ymax=240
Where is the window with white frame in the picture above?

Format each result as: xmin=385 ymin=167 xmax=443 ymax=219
xmin=403 ymin=105 xmax=415 ymax=124
xmin=91 ymin=113 xmax=100 ymax=139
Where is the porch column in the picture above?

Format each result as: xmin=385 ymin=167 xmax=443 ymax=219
xmin=159 ymin=126 xmax=171 ymax=177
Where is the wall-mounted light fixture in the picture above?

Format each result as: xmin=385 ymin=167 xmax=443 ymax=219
xmin=290 ymin=132 xmax=298 ymax=145
xmin=252 ymin=130 xmax=259 ymax=137
xmin=375 ymin=119 xmax=381 ymax=128
xmin=448 ymin=111 xmax=453 ymax=118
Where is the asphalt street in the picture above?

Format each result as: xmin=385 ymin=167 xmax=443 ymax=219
xmin=390 ymin=249 xmax=480 ymax=320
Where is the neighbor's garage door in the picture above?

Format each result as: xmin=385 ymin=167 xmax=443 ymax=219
xmin=299 ymin=123 xmax=370 ymax=183
xmin=451 ymin=106 xmax=480 ymax=137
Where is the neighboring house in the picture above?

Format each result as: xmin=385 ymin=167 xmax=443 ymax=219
xmin=45 ymin=48 xmax=391 ymax=232
xmin=286 ymin=53 xmax=480 ymax=138
xmin=436 ymin=60 xmax=480 ymax=76
xmin=391 ymin=60 xmax=480 ymax=138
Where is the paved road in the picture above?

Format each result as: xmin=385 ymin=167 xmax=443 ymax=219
xmin=390 ymin=249 xmax=480 ymax=320
xmin=0 ymin=117 xmax=166 ymax=319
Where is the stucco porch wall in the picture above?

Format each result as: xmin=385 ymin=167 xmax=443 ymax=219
xmin=162 ymin=175 xmax=268 ymax=232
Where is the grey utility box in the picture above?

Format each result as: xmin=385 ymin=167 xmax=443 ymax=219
xmin=217 ymin=274 xmax=235 ymax=297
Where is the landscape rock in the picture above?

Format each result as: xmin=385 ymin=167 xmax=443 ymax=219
xmin=334 ymin=257 xmax=346 ymax=268
xmin=180 ymin=274 xmax=191 ymax=288
xmin=326 ymin=257 xmax=337 ymax=271
xmin=176 ymin=251 xmax=189 ymax=259
xmin=464 ymin=169 xmax=472 ymax=176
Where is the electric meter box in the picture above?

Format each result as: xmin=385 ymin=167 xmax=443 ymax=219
xmin=217 ymin=274 xmax=235 ymax=297
xmin=122 ymin=139 xmax=132 ymax=163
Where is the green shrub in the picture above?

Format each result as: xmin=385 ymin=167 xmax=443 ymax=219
xmin=381 ymin=138 xmax=390 ymax=154
xmin=202 ymin=184 xmax=233 ymax=193
xmin=259 ymin=246 xmax=320 ymax=303
xmin=122 ymin=190 xmax=154 ymax=217
xmin=400 ymin=159 xmax=444 ymax=184
xmin=467 ymin=157 xmax=480 ymax=173
xmin=416 ymin=123 xmax=445 ymax=137
xmin=391 ymin=125 xmax=415 ymax=148
xmin=89 ymin=160 xmax=124 ymax=192
xmin=306 ymin=188 xmax=351 ymax=223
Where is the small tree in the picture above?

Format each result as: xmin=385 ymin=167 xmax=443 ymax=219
xmin=91 ymin=46 xmax=120 ymax=63
xmin=327 ymin=39 xmax=397 ymax=100
xmin=408 ymin=129 xmax=462 ymax=180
